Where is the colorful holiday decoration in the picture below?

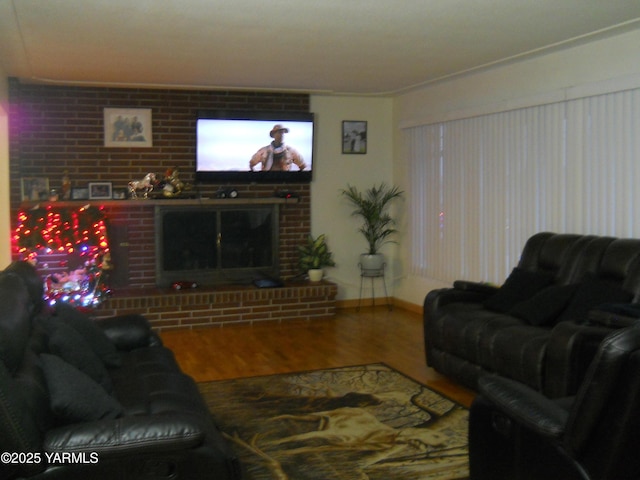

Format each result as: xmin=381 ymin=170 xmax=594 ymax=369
xmin=13 ymin=204 xmax=111 ymax=309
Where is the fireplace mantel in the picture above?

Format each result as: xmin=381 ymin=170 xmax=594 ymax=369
xmin=21 ymin=196 xmax=300 ymax=210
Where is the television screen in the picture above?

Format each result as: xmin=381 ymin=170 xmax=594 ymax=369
xmin=196 ymin=111 xmax=314 ymax=183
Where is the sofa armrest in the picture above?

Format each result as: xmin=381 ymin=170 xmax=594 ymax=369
xmin=452 ymin=280 xmax=499 ymax=295
xmin=478 ymin=375 xmax=569 ymax=439
xmin=588 ymin=303 xmax=640 ymax=328
xmin=544 ymin=322 xmax=612 ymax=398
xmin=95 ymin=314 xmax=162 ymax=351
xmin=43 ymin=414 xmax=205 ymax=456
xmin=424 ymin=283 xmax=496 ymax=312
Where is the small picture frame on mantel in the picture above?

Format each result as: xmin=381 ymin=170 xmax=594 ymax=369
xmin=88 ymin=182 xmax=113 ymax=200
xmin=112 ymin=187 xmax=128 ymax=200
xmin=342 ymin=120 xmax=367 ymax=154
xmin=71 ymin=187 xmax=89 ymax=200
xmin=21 ymin=177 xmax=50 ymax=201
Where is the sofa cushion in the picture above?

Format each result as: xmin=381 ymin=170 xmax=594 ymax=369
xmin=109 ymin=349 xmax=194 ymax=415
xmin=510 ymin=284 xmax=579 ymax=326
xmin=437 ymin=303 xmax=522 ymax=366
xmin=489 ymin=325 xmax=551 ymax=391
xmin=484 ymin=268 xmax=554 ymax=313
xmin=40 ymin=353 xmax=123 ymax=423
xmin=557 ymin=276 xmax=633 ymax=324
xmin=47 ymin=322 xmax=114 ymax=393
xmin=54 ymin=303 xmax=122 ymax=367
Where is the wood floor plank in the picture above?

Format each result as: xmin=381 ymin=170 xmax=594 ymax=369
xmin=159 ymin=306 xmax=476 ymax=407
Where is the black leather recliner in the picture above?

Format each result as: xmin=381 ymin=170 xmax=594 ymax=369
xmin=469 ymin=326 xmax=640 ymax=480
xmin=424 ymin=232 xmax=640 ymax=397
xmin=0 ymin=261 xmax=241 ymax=480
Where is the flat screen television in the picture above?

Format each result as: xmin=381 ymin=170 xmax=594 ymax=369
xmin=196 ymin=110 xmax=315 ymax=183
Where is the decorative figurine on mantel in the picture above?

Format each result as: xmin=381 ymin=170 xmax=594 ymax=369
xmin=162 ymin=167 xmax=185 ymax=197
xmin=128 ymin=172 xmax=156 ymax=199
xmin=61 ymin=170 xmax=71 ymax=200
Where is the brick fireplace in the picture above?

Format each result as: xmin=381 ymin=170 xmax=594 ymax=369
xmin=8 ymin=81 xmax=338 ymax=330
xmin=93 ymin=195 xmax=337 ymax=330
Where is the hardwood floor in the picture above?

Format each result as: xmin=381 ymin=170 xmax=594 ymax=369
xmin=159 ymin=306 xmax=476 ymax=407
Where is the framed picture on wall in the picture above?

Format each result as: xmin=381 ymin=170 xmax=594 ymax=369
xmin=88 ymin=182 xmax=113 ymax=200
xmin=104 ymin=108 xmax=152 ymax=147
xmin=342 ymin=120 xmax=367 ymax=154
xmin=21 ymin=177 xmax=50 ymax=201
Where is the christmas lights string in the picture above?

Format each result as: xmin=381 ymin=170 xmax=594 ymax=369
xmin=13 ymin=205 xmax=111 ymax=309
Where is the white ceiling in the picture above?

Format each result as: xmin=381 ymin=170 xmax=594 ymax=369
xmin=1 ymin=0 xmax=640 ymax=95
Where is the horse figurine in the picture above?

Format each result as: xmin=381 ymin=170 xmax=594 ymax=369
xmin=128 ymin=172 xmax=156 ymax=199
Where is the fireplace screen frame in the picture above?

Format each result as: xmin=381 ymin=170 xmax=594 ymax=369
xmin=154 ymin=204 xmax=279 ymax=287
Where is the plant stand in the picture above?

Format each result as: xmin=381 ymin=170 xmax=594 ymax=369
xmin=357 ymin=263 xmax=392 ymax=312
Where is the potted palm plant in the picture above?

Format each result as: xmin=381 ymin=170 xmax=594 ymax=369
xmin=341 ymin=183 xmax=404 ymax=273
xmin=298 ymin=234 xmax=336 ymax=281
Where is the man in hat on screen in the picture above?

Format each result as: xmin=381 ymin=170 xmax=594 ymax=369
xmin=249 ymin=124 xmax=307 ymax=171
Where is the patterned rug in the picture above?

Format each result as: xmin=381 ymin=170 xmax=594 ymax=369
xmin=198 ymin=364 xmax=469 ymax=480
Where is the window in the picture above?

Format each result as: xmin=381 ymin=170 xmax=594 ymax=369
xmin=405 ymin=88 xmax=640 ymax=284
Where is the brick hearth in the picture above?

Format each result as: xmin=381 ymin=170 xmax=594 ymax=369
xmin=94 ymin=281 xmax=338 ymax=331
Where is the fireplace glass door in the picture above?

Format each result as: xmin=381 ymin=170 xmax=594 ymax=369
xmin=155 ymin=205 xmax=278 ymax=287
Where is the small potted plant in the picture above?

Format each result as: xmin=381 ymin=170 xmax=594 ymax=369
xmin=341 ymin=182 xmax=404 ymax=273
xmin=298 ymin=234 xmax=336 ymax=282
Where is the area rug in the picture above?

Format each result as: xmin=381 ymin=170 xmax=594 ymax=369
xmin=198 ymin=363 xmax=469 ymax=480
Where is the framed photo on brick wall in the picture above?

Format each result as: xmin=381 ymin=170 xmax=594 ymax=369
xmin=104 ymin=108 xmax=152 ymax=147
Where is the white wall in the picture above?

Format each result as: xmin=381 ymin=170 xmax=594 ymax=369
xmin=309 ymin=95 xmax=393 ymax=300
xmin=392 ymin=27 xmax=640 ymax=308
xmin=0 ymin=68 xmax=10 ymax=268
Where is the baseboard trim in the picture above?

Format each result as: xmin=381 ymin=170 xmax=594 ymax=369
xmin=392 ymin=298 xmax=423 ymax=314
xmin=336 ymin=297 xmax=423 ymax=314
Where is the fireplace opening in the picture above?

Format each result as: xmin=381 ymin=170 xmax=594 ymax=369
xmin=155 ymin=205 xmax=279 ymax=287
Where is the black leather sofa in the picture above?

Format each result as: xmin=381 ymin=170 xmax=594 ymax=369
xmin=469 ymin=325 xmax=640 ymax=480
xmin=424 ymin=232 xmax=640 ymax=397
xmin=0 ymin=261 xmax=241 ymax=480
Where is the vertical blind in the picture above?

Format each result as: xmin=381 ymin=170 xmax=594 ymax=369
xmin=406 ymin=88 xmax=640 ymax=284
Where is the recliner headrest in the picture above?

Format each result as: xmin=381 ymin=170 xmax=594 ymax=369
xmin=598 ymin=239 xmax=640 ymax=282
xmin=3 ymin=261 xmax=44 ymax=314
xmin=0 ymin=272 xmax=32 ymax=374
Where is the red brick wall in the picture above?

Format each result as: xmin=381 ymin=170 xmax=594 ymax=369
xmin=8 ymin=80 xmax=311 ymax=286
